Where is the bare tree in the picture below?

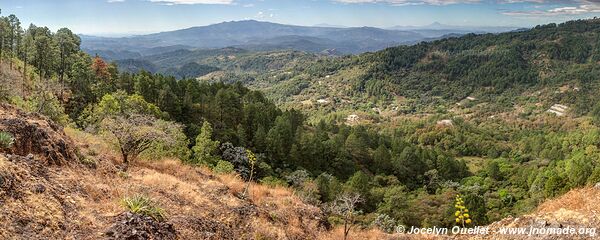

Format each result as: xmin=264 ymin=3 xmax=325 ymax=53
xmin=100 ymin=114 xmax=181 ymax=171
xmin=328 ymin=192 xmax=363 ymax=240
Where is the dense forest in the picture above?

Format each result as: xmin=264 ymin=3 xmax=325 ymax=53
xmin=2 ymin=9 xmax=600 ymax=232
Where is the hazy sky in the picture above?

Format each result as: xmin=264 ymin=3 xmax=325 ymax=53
xmin=2 ymin=0 xmax=600 ymax=36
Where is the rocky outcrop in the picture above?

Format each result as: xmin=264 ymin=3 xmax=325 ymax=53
xmin=105 ymin=212 xmax=177 ymax=240
xmin=0 ymin=104 xmax=78 ymax=165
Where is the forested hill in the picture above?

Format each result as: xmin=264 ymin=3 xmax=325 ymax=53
xmin=356 ymin=18 xmax=600 ymax=100
xmin=233 ymin=18 xmax=600 ymax=119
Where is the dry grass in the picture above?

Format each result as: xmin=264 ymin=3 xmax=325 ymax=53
xmin=465 ymin=187 xmax=600 ymax=240
xmin=536 ymin=187 xmax=600 ymax=225
xmin=317 ymin=227 xmax=399 ymax=240
xmin=537 ymin=188 xmax=597 ymax=213
xmin=9 ymin=127 xmax=324 ymax=239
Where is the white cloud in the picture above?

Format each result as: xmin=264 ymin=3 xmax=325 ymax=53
xmin=498 ymin=0 xmax=547 ymax=3
xmin=254 ymin=10 xmax=275 ymax=19
xmin=148 ymin=0 xmax=234 ymax=5
xmin=501 ymin=0 xmax=600 ymax=16
xmin=107 ymin=0 xmax=125 ymax=2
xmin=333 ymin=0 xmax=480 ymax=5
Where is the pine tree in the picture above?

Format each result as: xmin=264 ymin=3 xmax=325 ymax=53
xmin=54 ymin=28 xmax=80 ymax=99
xmin=192 ymin=121 xmax=220 ymax=166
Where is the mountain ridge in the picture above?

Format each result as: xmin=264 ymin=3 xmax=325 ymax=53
xmin=81 ymin=20 xmax=515 ymax=59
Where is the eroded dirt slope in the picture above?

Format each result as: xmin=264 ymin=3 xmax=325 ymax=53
xmin=0 ymin=103 xmax=78 ymax=165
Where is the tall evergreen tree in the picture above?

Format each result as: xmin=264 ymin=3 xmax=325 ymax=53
xmin=54 ymin=28 xmax=81 ymax=99
xmin=192 ymin=121 xmax=220 ymax=166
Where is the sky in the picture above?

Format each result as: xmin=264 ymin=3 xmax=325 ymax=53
xmin=2 ymin=0 xmax=600 ymax=36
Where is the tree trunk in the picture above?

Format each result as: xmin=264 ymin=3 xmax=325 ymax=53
xmin=59 ymin=52 xmax=65 ymax=101
xmin=8 ymin=35 xmax=13 ymax=69
xmin=0 ymin=35 xmax=3 ymax=74
xmin=242 ymin=162 xmax=255 ymax=198
xmin=23 ymin=55 xmax=27 ymax=95
xmin=344 ymin=219 xmax=349 ymax=240
xmin=122 ymin=152 xmax=129 ymax=171
xmin=38 ymin=59 xmax=43 ymax=82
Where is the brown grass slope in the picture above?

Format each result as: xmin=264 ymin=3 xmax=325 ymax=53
xmin=0 ymin=103 xmax=327 ymax=239
xmin=453 ymin=187 xmax=600 ymax=240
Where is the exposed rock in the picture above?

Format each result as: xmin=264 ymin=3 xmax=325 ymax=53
xmin=346 ymin=114 xmax=360 ymax=125
xmin=105 ymin=212 xmax=177 ymax=240
xmin=0 ymin=104 xmax=78 ymax=165
xmin=232 ymin=204 xmax=258 ymax=217
xmin=317 ymin=98 xmax=330 ymax=104
xmin=437 ymin=119 xmax=454 ymax=127
xmin=547 ymin=104 xmax=569 ymax=117
xmin=33 ymin=184 xmax=46 ymax=194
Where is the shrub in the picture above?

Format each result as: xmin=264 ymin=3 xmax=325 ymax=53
xmin=80 ymin=157 xmax=97 ymax=168
xmin=122 ymin=195 xmax=166 ymax=221
xmin=0 ymin=131 xmax=14 ymax=149
xmin=117 ymin=171 xmax=130 ymax=179
xmin=10 ymin=94 xmax=69 ymax=126
xmin=259 ymin=176 xmax=288 ymax=187
xmin=87 ymin=149 xmax=98 ymax=156
xmin=101 ymin=114 xmax=184 ymax=170
xmin=79 ymin=91 xmax=166 ymax=130
xmin=220 ymin=143 xmax=253 ymax=179
xmin=285 ymin=169 xmax=311 ymax=188
xmin=372 ymin=213 xmax=397 ymax=234
xmin=213 ymin=160 xmax=234 ymax=174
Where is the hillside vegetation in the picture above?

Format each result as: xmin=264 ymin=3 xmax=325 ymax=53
xmin=205 ymin=19 xmax=600 ymax=118
xmin=0 ymin=103 xmax=327 ymax=239
xmin=2 ymin=9 xmax=600 ymax=239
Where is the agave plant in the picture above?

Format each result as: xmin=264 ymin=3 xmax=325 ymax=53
xmin=0 ymin=131 xmax=14 ymax=149
xmin=121 ymin=195 xmax=166 ymax=221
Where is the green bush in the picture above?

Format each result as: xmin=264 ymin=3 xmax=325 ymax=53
xmin=372 ymin=213 xmax=397 ymax=234
xmin=117 ymin=171 xmax=130 ymax=179
xmin=259 ymin=176 xmax=288 ymax=187
xmin=80 ymin=157 xmax=97 ymax=168
xmin=213 ymin=160 xmax=234 ymax=174
xmin=0 ymin=132 xmax=14 ymax=149
xmin=10 ymin=95 xmax=69 ymax=125
xmin=121 ymin=195 xmax=166 ymax=221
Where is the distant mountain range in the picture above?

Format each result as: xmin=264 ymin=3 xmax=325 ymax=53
xmin=389 ymin=22 xmax=519 ymax=32
xmin=81 ymin=20 xmax=519 ymax=60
